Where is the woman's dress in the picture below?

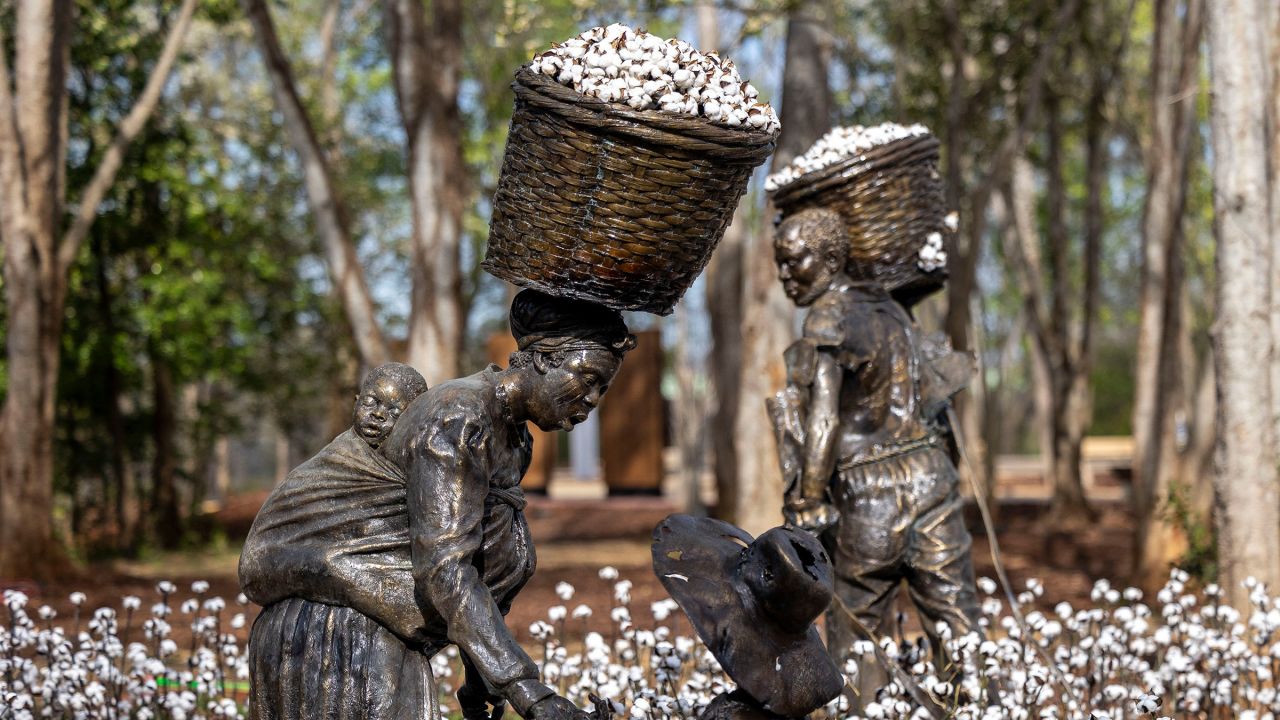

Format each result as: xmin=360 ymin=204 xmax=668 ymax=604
xmin=241 ymin=367 xmax=541 ymax=720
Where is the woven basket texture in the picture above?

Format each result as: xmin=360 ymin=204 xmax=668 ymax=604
xmin=769 ymin=134 xmax=948 ymax=299
xmin=484 ymin=66 xmax=777 ymax=315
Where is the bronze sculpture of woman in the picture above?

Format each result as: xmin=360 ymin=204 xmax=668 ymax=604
xmin=240 ymin=289 xmax=635 ymax=720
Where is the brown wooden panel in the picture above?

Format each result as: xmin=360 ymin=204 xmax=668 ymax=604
xmin=599 ymin=329 xmax=664 ymax=493
xmin=487 ymin=333 xmax=555 ymax=491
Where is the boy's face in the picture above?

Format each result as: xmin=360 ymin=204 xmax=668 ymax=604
xmin=774 ymin=222 xmax=836 ymax=307
xmin=354 ymin=378 xmax=411 ymax=448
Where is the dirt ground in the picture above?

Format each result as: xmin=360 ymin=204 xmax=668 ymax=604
xmin=4 ymin=496 xmax=1139 ymax=652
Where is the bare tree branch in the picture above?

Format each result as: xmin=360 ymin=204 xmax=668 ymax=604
xmin=0 ymin=24 xmax=30 ymax=255
xmin=242 ymin=0 xmax=390 ymax=368
xmin=317 ymin=0 xmax=341 ymax=148
xmin=57 ymin=0 xmax=199 ymax=274
xmin=387 ymin=0 xmax=465 ymax=383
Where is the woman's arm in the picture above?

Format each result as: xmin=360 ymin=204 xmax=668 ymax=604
xmin=407 ymin=414 xmax=554 ymax=716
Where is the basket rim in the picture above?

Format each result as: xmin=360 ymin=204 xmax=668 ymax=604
xmin=513 ymin=65 xmax=778 ymax=162
xmin=480 ymin=258 xmax=681 ymax=316
xmin=768 ymin=134 xmax=941 ymax=207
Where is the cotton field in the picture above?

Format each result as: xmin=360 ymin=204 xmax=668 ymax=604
xmin=3 ymin=568 xmax=1279 ymax=719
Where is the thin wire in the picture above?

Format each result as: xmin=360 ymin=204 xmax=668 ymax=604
xmin=830 ymin=595 xmax=947 ymax=720
xmin=946 ymin=406 xmax=1083 ymax=708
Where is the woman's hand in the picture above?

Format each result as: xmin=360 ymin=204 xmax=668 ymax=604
xmin=458 ymin=678 xmax=506 ymax=720
xmin=528 ymin=694 xmax=592 ymax=720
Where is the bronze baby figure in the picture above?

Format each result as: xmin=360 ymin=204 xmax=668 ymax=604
xmin=241 ymin=289 xmax=635 ymax=720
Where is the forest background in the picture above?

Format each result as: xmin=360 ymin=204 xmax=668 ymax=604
xmin=0 ymin=0 xmax=1276 ymax=610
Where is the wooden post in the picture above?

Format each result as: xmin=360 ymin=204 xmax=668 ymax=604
xmin=600 ymin=330 xmax=665 ymax=494
xmin=487 ymin=333 xmax=555 ymax=491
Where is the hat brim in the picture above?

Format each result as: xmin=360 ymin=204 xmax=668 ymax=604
xmin=652 ymin=515 xmax=843 ymax=717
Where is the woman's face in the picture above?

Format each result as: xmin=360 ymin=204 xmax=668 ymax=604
xmin=528 ymin=349 xmax=623 ymax=432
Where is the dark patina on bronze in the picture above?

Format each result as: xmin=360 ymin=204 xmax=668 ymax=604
xmin=768 ymin=207 xmax=981 ymax=708
xmin=651 ymin=514 xmax=844 ymax=719
xmin=240 ymin=289 xmax=634 ymax=720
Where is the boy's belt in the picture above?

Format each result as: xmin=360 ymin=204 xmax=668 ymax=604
xmin=836 ymin=434 xmax=942 ymax=471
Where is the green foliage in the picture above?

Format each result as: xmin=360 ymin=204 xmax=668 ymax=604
xmin=11 ymin=0 xmax=1221 ymax=558
xmin=1164 ymin=481 xmax=1217 ymax=583
xmin=53 ymin=0 xmax=347 ymax=550
xmin=1090 ymin=339 xmax=1136 ymax=436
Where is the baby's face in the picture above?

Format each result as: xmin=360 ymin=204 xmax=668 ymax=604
xmin=354 ymin=378 xmax=411 ymax=448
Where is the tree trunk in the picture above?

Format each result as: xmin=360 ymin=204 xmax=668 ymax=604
xmin=150 ymin=348 xmax=182 ymax=549
xmin=733 ymin=6 xmax=830 ymax=535
xmin=1040 ymin=94 xmax=1093 ymax=526
xmin=0 ymin=0 xmax=198 ymax=577
xmin=708 ymin=206 xmax=745 ymax=520
xmin=1268 ymin=0 xmax=1280 ymax=517
xmin=1005 ymin=160 xmax=1058 ymax=504
xmin=1206 ymin=0 xmax=1280 ymax=609
xmin=93 ymin=232 xmax=132 ymax=547
xmin=242 ymin=0 xmax=390 ymax=370
xmin=1133 ymin=0 xmax=1207 ymax=587
xmin=387 ymin=0 xmax=465 ymax=385
xmin=697 ymin=0 xmax=741 ymax=521
xmin=1050 ymin=63 xmax=1109 ymax=528
xmin=0 ymin=0 xmax=71 ymax=580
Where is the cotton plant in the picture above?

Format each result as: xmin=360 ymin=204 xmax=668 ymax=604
xmin=8 ymin=568 xmax=1280 ymax=719
xmin=0 ymin=582 xmax=249 ymax=720
xmin=529 ymin=24 xmax=779 ymax=133
xmin=488 ymin=568 xmax=1280 ymax=720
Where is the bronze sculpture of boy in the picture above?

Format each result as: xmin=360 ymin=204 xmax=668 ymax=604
xmin=770 ymin=207 xmax=981 ymax=706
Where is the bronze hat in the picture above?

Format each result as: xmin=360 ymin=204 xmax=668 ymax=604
xmin=651 ymin=515 xmax=844 ymax=717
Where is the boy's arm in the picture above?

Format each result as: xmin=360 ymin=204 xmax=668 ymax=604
xmin=799 ymin=351 xmax=842 ymax=503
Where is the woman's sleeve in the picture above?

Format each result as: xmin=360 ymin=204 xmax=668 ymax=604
xmin=407 ymin=413 xmax=554 ymax=715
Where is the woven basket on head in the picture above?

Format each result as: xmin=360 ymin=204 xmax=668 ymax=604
xmin=769 ymin=134 xmax=948 ymax=303
xmin=484 ymin=66 xmax=778 ymax=315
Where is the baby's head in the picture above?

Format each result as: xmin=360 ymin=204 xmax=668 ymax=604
xmin=353 ymin=363 xmax=428 ymax=449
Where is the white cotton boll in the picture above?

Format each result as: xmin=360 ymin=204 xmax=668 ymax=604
xmin=643 ymin=79 xmax=667 ymax=96
xmin=768 ymin=123 xmax=931 ymax=191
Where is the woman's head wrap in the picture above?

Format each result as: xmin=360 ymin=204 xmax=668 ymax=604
xmin=509 ymin=289 xmax=635 ymax=355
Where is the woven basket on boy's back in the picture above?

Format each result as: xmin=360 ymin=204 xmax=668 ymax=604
xmin=769 ymin=133 xmax=949 ymax=307
xmin=484 ymin=66 xmax=778 ymax=316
